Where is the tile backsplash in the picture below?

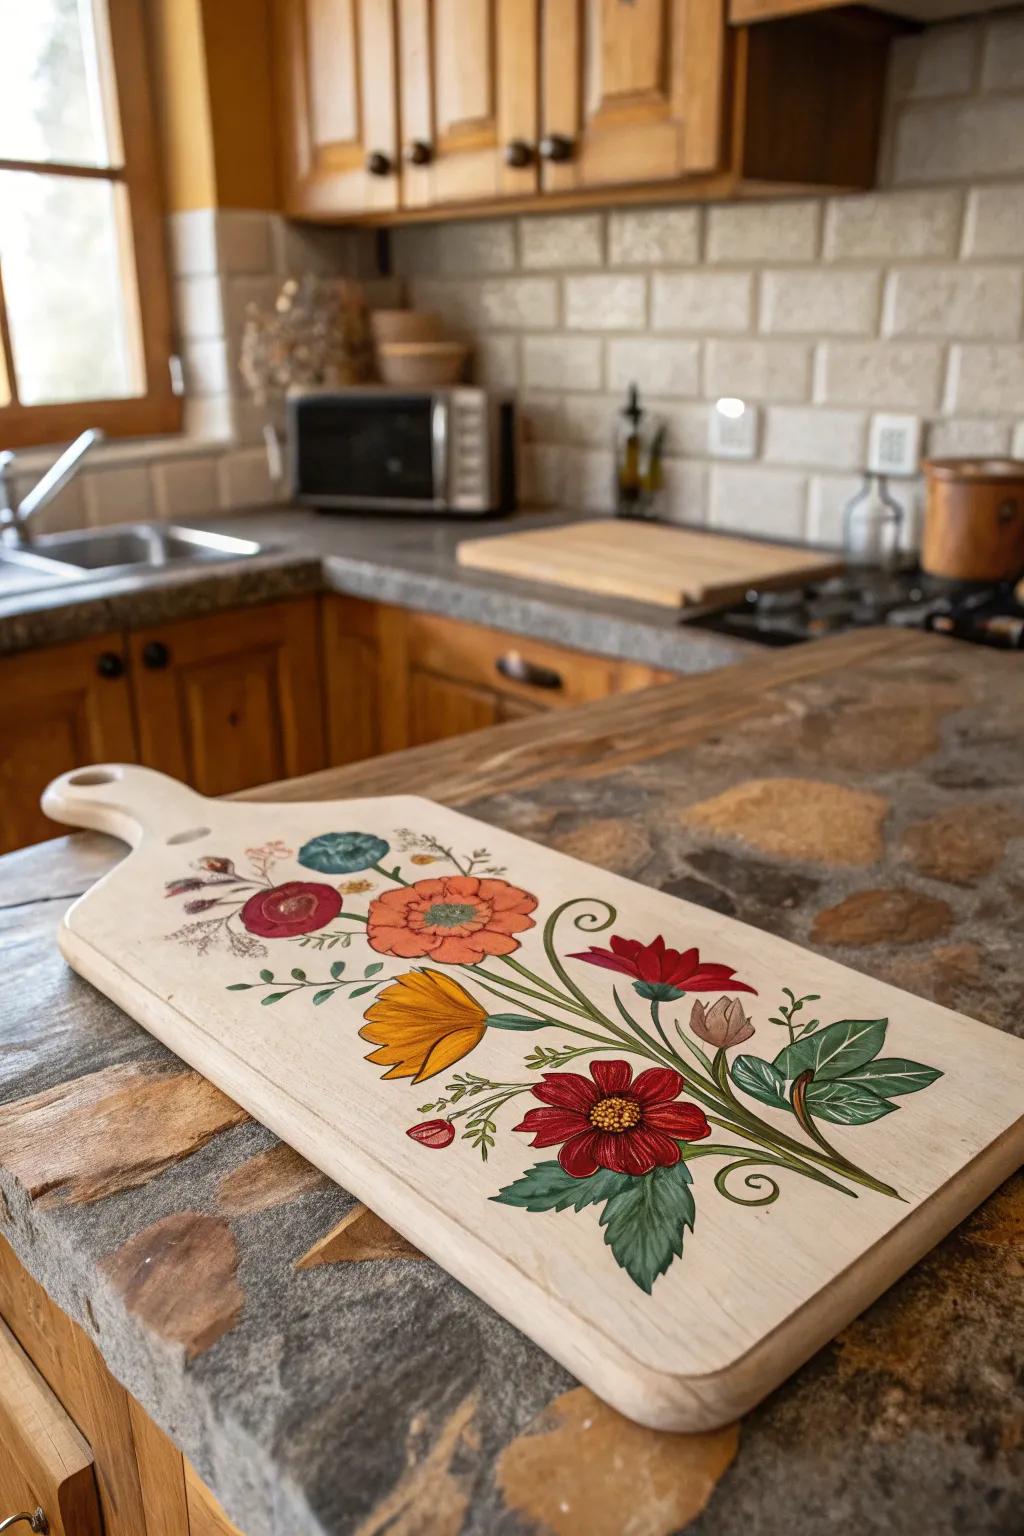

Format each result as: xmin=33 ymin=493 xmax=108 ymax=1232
xmin=391 ymin=10 xmax=1024 ymax=548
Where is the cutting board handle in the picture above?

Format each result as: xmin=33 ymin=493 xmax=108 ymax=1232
xmin=42 ymin=765 xmax=212 ymax=850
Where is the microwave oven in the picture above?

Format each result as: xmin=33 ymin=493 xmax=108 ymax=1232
xmin=287 ymin=386 xmax=517 ymax=515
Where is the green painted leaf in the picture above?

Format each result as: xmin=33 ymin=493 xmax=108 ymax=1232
xmin=329 ymin=960 xmax=346 ymax=979
xmin=484 ymin=1013 xmax=547 ymax=1031
xmin=260 ymin=991 xmax=289 ymax=1006
xmin=226 ymin=983 xmax=252 ymax=991
xmin=290 ymin=967 xmax=307 ymax=981
xmin=259 ymin=968 xmax=274 ymax=983
xmin=731 ymin=1055 xmax=789 ymax=1110
xmin=804 ymin=1079 xmax=895 ymax=1125
xmin=364 ymin=961 xmax=384 ymax=976
xmin=599 ymin=1162 xmax=695 ymax=1294
xmin=492 ymin=1161 xmax=631 ymax=1213
xmin=840 ymin=1057 xmax=942 ymax=1098
xmin=774 ymin=1017 xmax=887 ymax=1083
xmin=312 ymin=988 xmax=336 ymax=1005
xmin=349 ymin=983 xmax=377 ymax=998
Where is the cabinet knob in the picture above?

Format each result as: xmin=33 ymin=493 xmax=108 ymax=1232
xmin=142 ymin=640 xmax=170 ymax=670
xmin=95 ymin=650 xmax=124 ymax=680
xmin=539 ymin=133 xmax=573 ymax=163
xmin=404 ymin=139 xmax=433 ymax=166
xmin=0 ymin=1512 xmax=48 ymax=1533
xmin=504 ymin=139 xmax=534 ymax=169
xmin=366 ymin=150 xmax=392 ymax=177
xmin=495 ymin=651 xmax=563 ymax=691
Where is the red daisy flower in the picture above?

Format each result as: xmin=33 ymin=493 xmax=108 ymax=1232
xmin=570 ymin=934 xmax=757 ymax=1002
xmin=513 ymin=1059 xmax=710 ymax=1178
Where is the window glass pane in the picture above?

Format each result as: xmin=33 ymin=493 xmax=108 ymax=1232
xmin=0 ymin=0 xmax=116 ymax=167
xmin=0 ymin=170 xmax=141 ymax=405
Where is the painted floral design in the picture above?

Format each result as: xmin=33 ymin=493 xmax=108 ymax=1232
xmin=240 ymin=882 xmax=342 ymax=939
xmin=571 ymin=934 xmax=758 ymax=1002
xmin=359 ymin=969 xmax=489 ymax=1081
xmin=367 ymin=875 xmax=537 ymax=964
xmin=163 ymin=822 xmax=946 ymax=1293
xmin=515 ymin=1061 xmax=711 ymax=1177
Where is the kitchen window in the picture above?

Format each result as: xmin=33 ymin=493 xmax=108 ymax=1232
xmin=0 ymin=0 xmax=179 ymax=448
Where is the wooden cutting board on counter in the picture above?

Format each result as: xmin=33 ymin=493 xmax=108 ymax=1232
xmin=457 ymin=519 xmax=843 ymax=609
xmin=44 ymin=765 xmax=1024 ymax=1432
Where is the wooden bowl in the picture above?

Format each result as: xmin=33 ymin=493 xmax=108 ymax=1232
xmin=377 ymin=341 xmax=469 ymax=386
xmin=369 ymin=309 xmax=445 ymax=346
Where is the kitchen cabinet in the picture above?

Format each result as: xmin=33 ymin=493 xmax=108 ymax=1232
xmin=274 ymin=0 xmax=400 ymax=217
xmin=0 ymin=632 xmax=136 ymax=856
xmin=129 ymin=601 xmax=326 ymax=797
xmin=540 ymin=0 xmax=725 ymax=194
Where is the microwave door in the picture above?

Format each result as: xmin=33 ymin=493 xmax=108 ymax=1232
xmin=294 ymin=394 xmax=446 ymax=510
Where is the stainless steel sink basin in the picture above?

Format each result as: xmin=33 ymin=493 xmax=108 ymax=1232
xmin=0 ymin=522 xmax=271 ymax=590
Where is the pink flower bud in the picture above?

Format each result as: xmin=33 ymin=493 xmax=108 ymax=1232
xmin=406 ymin=1119 xmax=455 ymax=1149
xmin=690 ymin=996 xmax=755 ymax=1049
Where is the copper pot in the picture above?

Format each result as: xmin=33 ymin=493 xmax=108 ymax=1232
xmin=922 ymin=458 xmax=1024 ymax=583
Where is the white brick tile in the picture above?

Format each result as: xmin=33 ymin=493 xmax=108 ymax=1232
xmin=704 ymin=340 xmax=812 ymax=403
xmin=520 ymin=445 xmax=565 ymax=507
xmin=885 ymin=266 xmax=1024 ymax=341
xmin=151 ymin=456 xmax=221 ymax=521
xmin=272 ymin=221 xmax=378 ymax=278
xmin=1013 ymin=421 xmax=1024 ymax=458
xmin=709 ymin=465 xmax=808 ymax=540
xmin=980 ymin=11 xmax=1024 ymax=93
xmin=606 ymin=338 xmax=701 ymax=398
xmin=174 ymin=276 xmax=225 ymax=341
xmin=562 ymin=448 xmax=616 ymax=514
xmin=926 ymin=418 xmax=1012 ymax=459
xmin=764 ymin=407 xmax=867 ymax=471
xmin=522 ymin=335 xmax=603 ymax=390
xmin=183 ymin=395 xmax=235 ymax=441
xmin=392 ymin=220 xmax=515 ymax=275
xmin=761 ymin=270 xmax=881 ymax=336
xmin=657 ymin=403 xmax=711 ymax=457
xmin=217 ymin=211 xmax=274 ymax=274
xmin=182 ymin=338 xmax=231 ymax=398
xmin=818 ymin=342 xmax=945 ymax=410
xmin=807 ymin=474 xmax=862 ymax=547
xmin=17 ymin=476 xmax=86 ymax=534
xmin=893 ymin=99 xmax=1024 ymax=183
xmin=389 ymin=225 xmax=442 ymax=275
xmin=412 ymin=278 xmax=558 ymax=332
xmin=521 ymin=214 xmax=603 ymax=269
xmin=652 ymin=272 xmax=753 ymax=333
xmin=948 ymin=344 xmax=1024 ymax=414
xmin=565 ymin=274 xmax=646 ymax=330
xmin=83 ymin=466 xmax=153 ymax=527
xmin=218 ymin=446 xmax=280 ymax=509
xmin=519 ymin=393 xmax=564 ymax=443
xmin=232 ymin=399 xmax=273 ymax=448
xmin=561 ymin=395 xmax=620 ymax=448
xmin=661 ymin=459 xmax=709 ymax=526
xmin=962 ymin=183 xmax=1024 ymax=258
xmin=887 ymin=25 xmax=979 ymax=100
xmin=167 ymin=209 xmax=218 ymax=277
xmin=823 ymin=190 xmax=962 ymax=260
xmin=608 ymin=206 xmax=700 ymax=266
xmin=706 ymin=200 xmax=820 ymax=263
xmin=472 ymin=335 xmax=519 ymax=388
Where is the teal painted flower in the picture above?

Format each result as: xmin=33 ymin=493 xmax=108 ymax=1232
xmin=298 ymin=831 xmax=390 ymax=874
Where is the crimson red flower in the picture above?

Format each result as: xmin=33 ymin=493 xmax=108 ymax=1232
xmin=570 ymin=934 xmax=757 ymax=1002
xmin=514 ymin=1059 xmax=710 ymax=1178
xmin=240 ymin=881 xmax=342 ymax=939
xmin=407 ymin=1119 xmax=456 ymax=1148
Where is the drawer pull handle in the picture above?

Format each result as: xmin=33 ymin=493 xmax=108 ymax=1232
xmin=504 ymin=138 xmax=533 ymax=169
xmin=365 ymin=150 xmax=392 ymax=176
xmin=539 ymin=133 xmax=573 ymax=163
xmin=0 ymin=1512 xmax=48 ymax=1533
xmin=496 ymin=651 xmax=563 ymax=690
xmin=142 ymin=640 xmax=170 ymax=670
xmin=96 ymin=650 xmax=125 ymax=680
xmin=404 ymin=139 xmax=433 ymax=165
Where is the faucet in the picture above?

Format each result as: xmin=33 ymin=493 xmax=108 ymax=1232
xmin=0 ymin=428 xmax=105 ymax=547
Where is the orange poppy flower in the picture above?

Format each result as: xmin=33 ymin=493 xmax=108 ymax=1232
xmin=359 ymin=968 xmax=488 ymax=1081
xmin=366 ymin=875 xmax=537 ymax=966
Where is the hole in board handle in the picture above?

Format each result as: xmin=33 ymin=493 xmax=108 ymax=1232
xmin=166 ymin=827 xmax=212 ymax=846
xmin=68 ymin=769 xmax=120 ymax=787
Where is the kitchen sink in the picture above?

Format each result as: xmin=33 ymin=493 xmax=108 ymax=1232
xmin=0 ymin=522 xmax=271 ymax=591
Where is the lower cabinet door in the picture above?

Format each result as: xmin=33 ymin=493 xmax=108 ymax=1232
xmin=0 ymin=1319 xmax=103 ymax=1536
xmin=128 ymin=600 xmax=326 ymax=796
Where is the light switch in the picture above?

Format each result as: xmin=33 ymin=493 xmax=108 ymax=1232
xmin=868 ymin=414 xmax=921 ymax=477
xmin=709 ymin=398 xmax=759 ymax=460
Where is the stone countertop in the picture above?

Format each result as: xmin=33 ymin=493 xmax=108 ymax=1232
xmin=0 ymin=508 xmax=754 ymax=674
xmin=1 ymin=628 xmax=1022 ymax=1536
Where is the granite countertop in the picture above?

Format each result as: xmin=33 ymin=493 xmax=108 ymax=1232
xmin=2 ymin=628 xmax=1022 ymax=1536
xmin=0 ymin=508 xmax=755 ymax=674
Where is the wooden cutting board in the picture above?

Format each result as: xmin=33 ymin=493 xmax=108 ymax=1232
xmin=44 ymin=765 xmax=1024 ymax=1432
xmin=456 ymin=519 xmax=843 ymax=609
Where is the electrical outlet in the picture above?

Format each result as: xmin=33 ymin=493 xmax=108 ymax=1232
xmin=868 ymin=414 xmax=921 ymax=477
xmin=709 ymin=398 xmax=759 ymax=460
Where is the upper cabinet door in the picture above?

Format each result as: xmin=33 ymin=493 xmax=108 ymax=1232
xmin=275 ymin=0 xmax=400 ymax=215
xmin=398 ymin=0 xmax=538 ymax=208
xmin=540 ymin=0 xmax=726 ymax=192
